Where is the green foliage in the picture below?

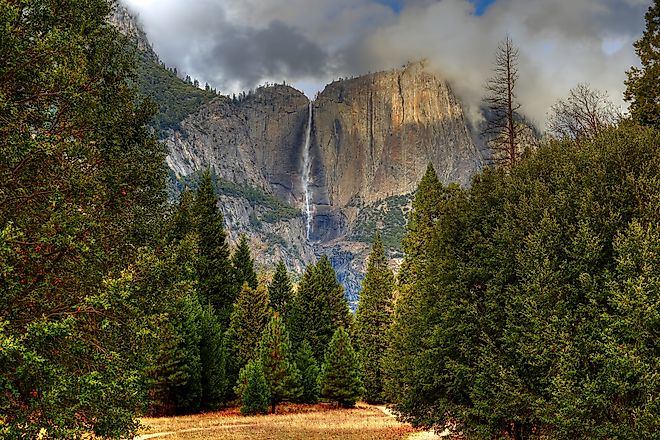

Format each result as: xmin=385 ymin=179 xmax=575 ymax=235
xmin=171 ymin=172 xmax=301 ymax=224
xmin=295 ymin=340 xmax=320 ymax=404
xmin=232 ymin=234 xmax=258 ymax=290
xmin=166 ymin=294 xmax=203 ymax=414
xmin=355 ymin=233 xmax=395 ymax=403
xmin=137 ymin=237 xmax=202 ymax=415
xmin=165 ymin=188 xmax=195 ymax=243
xmin=136 ymin=53 xmax=218 ymax=134
xmin=384 ymin=164 xmax=454 ymax=403
xmin=194 ymin=170 xmax=234 ymax=324
xmin=269 ymin=260 xmax=294 ymax=317
xmin=238 ymin=361 xmax=270 ymax=416
xmin=349 ymin=195 xmax=411 ymax=252
xmin=224 ymin=283 xmax=271 ymax=399
xmin=289 ymin=256 xmax=352 ymax=362
xmin=217 ymin=179 xmax=301 ymax=223
xmin=199 ymin=303 xmax=227 ymax=411
xmin=625 ymin=0 xmax=660 ymax=127
xmin=258 ymin=314 xmax=302 ymax=413
xmin=0 ymin=0 xmax=167 ymax=436
xmin=319 ymin=327 xmax=364 ymax=408
xmin=388 ymin=125 xmax=660 ymax=439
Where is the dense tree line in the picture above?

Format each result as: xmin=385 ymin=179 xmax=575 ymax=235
xmin=0 ymin=1 xmax=365 ymax=436
xmin=380 ymin=4 xmax=660 ymax=438
xmin=385 ymin=124 xmax=660 ymax=439
xmin=5 ymin=0 xmax=660 ymax=438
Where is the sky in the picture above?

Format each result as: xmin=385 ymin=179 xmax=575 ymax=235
xmin=122 ymin=0 xmax=650 ymax=127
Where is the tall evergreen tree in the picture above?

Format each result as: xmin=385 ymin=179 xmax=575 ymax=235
xmin=0 ymin=0 xmax=167 ymax=436
xmin=319 ymin=327 xmax=364 ymax=408
xmin=194 ymin=170 xmax=233 ymax=324
xmin=232 ymin=233 xmax=258 ymax=290
xmin=269 ymin=260 xmax=293 ymax=317
xmin=149 ymin=292 xmax=203 ymax=415
xmin=355 ymin=233 xmax=395 ymax=403
xmin=165 ymin=188 xmax=195 ymax=244
xmin=199 ymin=303 xmax=227 ymax=410
xmin=625 ymin=0 xmax=660 ymax=127
xmin=289 ymin=256 xmax=351 ymax=361
xmin=224 ymin=283 xmax=271 ymax=396
xmin=384 ymin=164 xmax=452 ymax=402
xmin=295 ymin=340 xmax=320 ymax=404
xmin=258 ymin=314 xmax=302 ymax=413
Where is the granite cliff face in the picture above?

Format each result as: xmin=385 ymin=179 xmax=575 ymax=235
xmin=313 ymin=62 xmax=479 ymax=207
xmin=165 ymin=63 xmax=484 ymax=302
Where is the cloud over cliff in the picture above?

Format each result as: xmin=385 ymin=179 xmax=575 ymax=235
xmin=122 ymin=0 xmax=649 ymax=126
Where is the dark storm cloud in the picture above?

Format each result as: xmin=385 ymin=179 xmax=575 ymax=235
xmin=205 ymin=21 xmax=329 ymax=89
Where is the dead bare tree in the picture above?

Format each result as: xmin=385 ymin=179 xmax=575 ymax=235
xmin=547 ymin=83 xmax=621 ymax=143
xmin=482 ymin=36 xmax=525 ymax=168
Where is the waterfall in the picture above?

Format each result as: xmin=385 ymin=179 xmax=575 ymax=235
xmin=301 ymin=102 xmax=313 ymax=240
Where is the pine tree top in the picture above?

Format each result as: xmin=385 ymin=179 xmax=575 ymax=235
xmin=232 ymin=233 xmax=257 ymax=289
xmin=269 ymin=260 xmax=293 ymax=315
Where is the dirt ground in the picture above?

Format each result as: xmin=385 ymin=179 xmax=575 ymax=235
xmin=135 ymin=403 xmax=424 ymax=440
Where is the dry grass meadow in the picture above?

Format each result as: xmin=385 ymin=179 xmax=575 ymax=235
xmin=135 ymin=403 xmax=426 ymax=440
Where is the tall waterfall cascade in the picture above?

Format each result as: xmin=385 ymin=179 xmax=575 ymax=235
xmin=301 ymin=102 xmax=314 ymax=240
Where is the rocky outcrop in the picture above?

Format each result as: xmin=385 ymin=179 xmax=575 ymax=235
xmin=166 ymin=86 xmax=310 ymax=207
xmin=313 ymin=61 xmax=481 ymax=208
xmin=110 ymin=5 xmax=157 ymax=60
xmin=165 ymin=63 xmax=484 ymax=301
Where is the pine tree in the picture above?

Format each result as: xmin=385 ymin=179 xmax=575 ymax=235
xmin=149 ymin=293 xmax=203 ymax=415
xmin=384 ymin=164 xmax=454 ymax=403
xmin=319 ymin=327 xmax=364 ymax=408
xmin=232 ymin=233 xmax=258 ymax=290
xmin=224 ymin=283 xmax=271 ymax=397
xmin=238 ymin=361 xmax=270 ymax=416
xmin=295 ymin=340 xmax=320 ymax=404
xmin=289 ymin=256 xmax=351 ymax=361
xmin=258 ymin=314 xmax=302 ymax=413
xmin=316 ymin=256 xmax=352 ymax=330
xmin=166 ymin=188 xmax=195 ymax=244
xmin=269 ymin=260 xmax=293 ymax=317
xmin=625 ymin=0 xmax=660 ymax=127
xmin=397 ymin=164 xmax=446 ymax=287
xmin=199 ymin=303 xmax=227 ymax=410
xmin=355 ymin=233 xmax=395 ymax=403
xmin=194 ymin=170 xmax=234 ymax=324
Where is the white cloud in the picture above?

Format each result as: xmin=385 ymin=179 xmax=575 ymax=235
xmin=121 ymin=0 xmax=650 ymax=125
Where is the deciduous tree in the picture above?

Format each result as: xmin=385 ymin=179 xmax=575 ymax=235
xmin=547 ymin=83 xmax=619 ymax=142
xmin=0 ymin=0 xmax=167 ymax=436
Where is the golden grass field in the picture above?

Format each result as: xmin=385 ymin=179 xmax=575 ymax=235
xmin=136 ymin=403 xmax=425 ymax=440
